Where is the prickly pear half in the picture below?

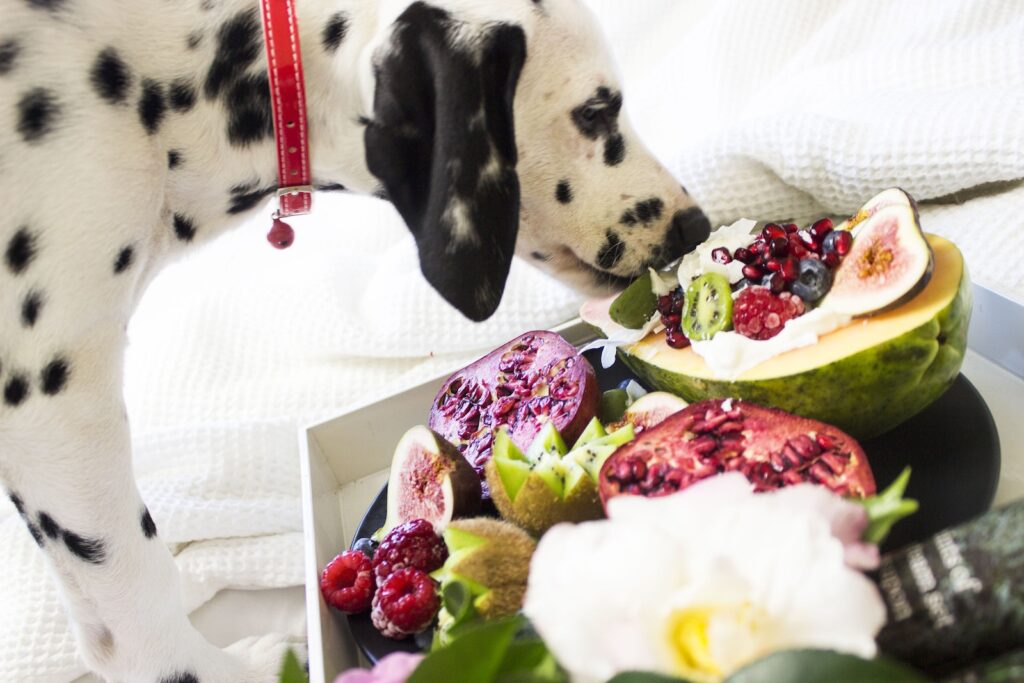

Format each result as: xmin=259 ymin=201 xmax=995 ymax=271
xmin=429 ymin=331 xmax=600 ymax=484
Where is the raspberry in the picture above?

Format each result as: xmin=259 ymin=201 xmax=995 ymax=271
xmin=373 ymin=519 xmax=447 ymax=582
xmin=319 ymin=550 xmax=374 ymax=613
xmin=371 ymin=568 xmax=440 ymax=639
xmin=732 ymin=287 xmax=805 ymax=340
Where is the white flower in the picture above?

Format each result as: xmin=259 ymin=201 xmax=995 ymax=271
xmin=523 ymin=474 xmax=886 ymax=683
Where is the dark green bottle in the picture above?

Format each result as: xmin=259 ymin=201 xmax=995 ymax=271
xmin=875 ymin=499 xmax=1024 ymax=676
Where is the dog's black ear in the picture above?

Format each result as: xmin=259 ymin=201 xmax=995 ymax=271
xmin=365 ymin=4 xmax=526 ymax=321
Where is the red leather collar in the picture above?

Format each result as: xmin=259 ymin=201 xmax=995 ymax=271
xmin=259 ymin=0 xmax=312 ymax=248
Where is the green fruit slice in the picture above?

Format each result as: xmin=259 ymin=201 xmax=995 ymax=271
xmin=572 ymin=417 xmax=607 ymax=449
xmin=599 ymin=389 xmax=630 ymax=424
xmin=681 ymin=272 xmax=732 ymax=341
xmin=609 ymin=270 xmax=657 ymax=329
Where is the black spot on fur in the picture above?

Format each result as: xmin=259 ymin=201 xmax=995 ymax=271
xmin=205 ymin=9 xmax=261 ymax=99
xmin=141 ymin=508 xmax=157 ymax=538
xmin=26 ymin=0 xmax=66 ymax=10
xmin=0 ymin=39 xmax=20 ymax=76
xmin=604 ymin=134 xmax=625 ymax=166
xmin=4 ymin=374 xmax=29 ymax=406
xmin=6 ymin=227 xmax=37 ymax=274
xmin=227 ymin=182 xmax=275 ymax=214
xmin=620 ymin=209 xmax=637 ymax=226
xmin=186 ymin=31 xmax=203 ymax=50
xmin=90 ymin=48 xmax=131 ymax=104
xmin=38 ymin=512 xmax=60 ymax=539
xmin=225 ymin=73 xmax=272 ymax=146
xmin=26 ymin=522 xmax=44 ymax=547
xmin=160 ymin=673 xmax=200 ymax=683
xmin=530 ymin=251 xmax=550 ymax=262
xmin=138 ymin=79 xmax=166 ymax=134
xmin=596 ymin=230 xmax=625 ymax=270
xmin=17 ymin=88 xmax=60 ymax=143
xmin=322 ymin=12 xmax=349 ymax=52
xmin=168 ymin=79 xmax=196 ymax=112
xmin=113 ymin=246 xmax=134 ymax=273
xmin=9 ymin=494 xmax=26 ymax=515
xmin=21 ymin=291 xmax=43 ymax=327
xmin=63 ymin=529 xmax=106 ymax=564
xmin=571 ymin=87 xmax=622 ymax=140
xmin=172 ymin=213 xmax=197 ymax=241
xmin=634 ymin=197 xmax=664 ymax=223
xmin=41 ymin=357 xmax=69 ymax=395
xmin=168 ymin=149 xmax=182 ymax=169
xmin=555 ymin=179 xmax=572 ymax=204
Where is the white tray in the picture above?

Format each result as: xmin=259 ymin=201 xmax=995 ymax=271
xmin=298 ymin=320 xmax=596 ymax=682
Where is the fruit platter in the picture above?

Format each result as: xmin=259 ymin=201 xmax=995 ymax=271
xmin=302 ymin=190 xmax=1019 ymax=683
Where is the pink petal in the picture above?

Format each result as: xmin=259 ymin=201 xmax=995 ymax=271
xmin=372 ymin=652 xmax=425 ymax=683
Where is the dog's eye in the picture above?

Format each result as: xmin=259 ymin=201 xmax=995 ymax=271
xmin=580 ymin=105 xmax=600 ymax=121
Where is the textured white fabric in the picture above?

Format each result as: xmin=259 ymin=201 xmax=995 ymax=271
xmin=3 ymin=1 xmax=1023 ymax=680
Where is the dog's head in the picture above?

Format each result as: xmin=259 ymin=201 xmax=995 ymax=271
xmin=365 ymin=1 xmax=708 ymax=321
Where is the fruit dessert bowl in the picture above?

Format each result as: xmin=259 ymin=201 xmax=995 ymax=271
xmin=582 ymin=189 xmax=972 ymax=439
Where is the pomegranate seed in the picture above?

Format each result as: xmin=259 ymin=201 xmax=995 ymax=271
xmin=661 ymin=313 xmax=681 ymax=328
xmin=750 ymin=241 xmax=766 ymax=255
xmin=665 ymin=327 xmax=690 ymax=349
xmin=822 ymin=252 xmax=840 ymax=268
xmin=764 ymin=272 xmax=785 ymax=293
xmin=711 ymin=247 xmax=733 ymax=264
xmin=769 ymin=237 xmax=789 ymax=257
xmin=783 ymin=223 xmax=799 ymax=234
xmin=765 ymin=258 xmax=782 ymax=272
xmin=733 ymin=247 xmax=754 ymax=264
xmin=798 ymin=230 xmax=820 ymax=253
xmin=741 ymin=264 xmax=764 ymax=281
xmin=834 ymin=230 xmax=853 ymax=255
xmin=656 ymin=295 xmax=675 ymax=316
xmin=761 ymin=223 xmax=786 ymax=241
xmin=810 ymin=218 xmax=833 ymax=240
xmin=816 ymin=433 xmax=836 ymax=450
xmin=780 ymin=258 xmax=798 ymax=282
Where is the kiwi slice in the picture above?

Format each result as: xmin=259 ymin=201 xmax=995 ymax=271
xmin=681 ymin=273 xmax=733 ymax=341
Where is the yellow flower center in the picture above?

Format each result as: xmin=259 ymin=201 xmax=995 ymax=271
xmin=664 ymin=603 xmax=771 ymax=682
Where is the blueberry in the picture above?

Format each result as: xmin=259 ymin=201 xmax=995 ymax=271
xmin=822 ymin=231 xmax=840 ymax=254
xmin=791 ymin=258 xmax=833 ymax=303
xmin=352 ymin=537 xmax=377 ymax=559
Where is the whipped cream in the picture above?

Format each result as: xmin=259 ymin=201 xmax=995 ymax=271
xmin=690 ymin=306 xmax=852 ymax=380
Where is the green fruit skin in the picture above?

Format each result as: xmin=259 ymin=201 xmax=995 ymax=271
xmin=619 ymin=265 xmax=971 ymax=440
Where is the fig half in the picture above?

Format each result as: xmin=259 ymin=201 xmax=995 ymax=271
xmin=823 ymin=188 xmax=934 ymax=317
xmin=381 ymin=426 xmax=481 ymax=537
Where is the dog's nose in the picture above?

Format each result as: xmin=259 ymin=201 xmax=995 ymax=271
xmin=663 ymin=207 xmax=712 ymax=260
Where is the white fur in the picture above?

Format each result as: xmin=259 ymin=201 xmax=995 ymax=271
xmin=0 ymin=0 xmax=697 ymax=680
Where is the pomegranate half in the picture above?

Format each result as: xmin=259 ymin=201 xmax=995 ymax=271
xmin=599 ymin=398 xmax=876 ymax=506
xmin=429 ymin=331 xmax=599 ymax=482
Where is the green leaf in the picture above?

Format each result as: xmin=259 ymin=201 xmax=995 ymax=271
xmin=496 ymin=640 xmax=568 ymax=682
xmin=407 ymin=617 xmax=521 ymax=683
xmin=857 ymin=467 xmax=919 ymax=545
xmin=607 ymin=673 xmax=692 ymax=683
xmin=278 ymin=648 xmax=308 ymax=683
xmin=610 ymin=270 xmax=657 ymax=329
xmin=725 ymin=649 xmax=931 ymax=683
xmin=442 ymin=580 xmax=476 ymax=627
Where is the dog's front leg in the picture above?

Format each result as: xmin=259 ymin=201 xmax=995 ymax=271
xmin=2 ymin=326 xmax=293 ymax=682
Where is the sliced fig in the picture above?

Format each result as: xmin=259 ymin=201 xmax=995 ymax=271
xmin=823 ymin=188 xmax=933 ymax=317
xmin=381 ymin=426 xmax=481 ymax=536
xmin=429 ymin=331 xmax=599 ymax=484
xmin=609 ymin=391 xmax=689 ymax=433
xmin=599 ymin=399 xmax=876 ymax=507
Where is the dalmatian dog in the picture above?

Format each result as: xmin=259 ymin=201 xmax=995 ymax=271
xmin=0 ymin=0 xmax=710 ymax=680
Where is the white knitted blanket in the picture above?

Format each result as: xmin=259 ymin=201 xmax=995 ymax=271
xmin=2 ymin=1 xmax=1022 ymax=680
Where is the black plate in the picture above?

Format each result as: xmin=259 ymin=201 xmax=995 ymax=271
xmin=346 ymin=351 xmax=1001 ymax=663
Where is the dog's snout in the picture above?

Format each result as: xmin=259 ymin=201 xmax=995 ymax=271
xmin=660 ymin=207 xmax=711 ymax=263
